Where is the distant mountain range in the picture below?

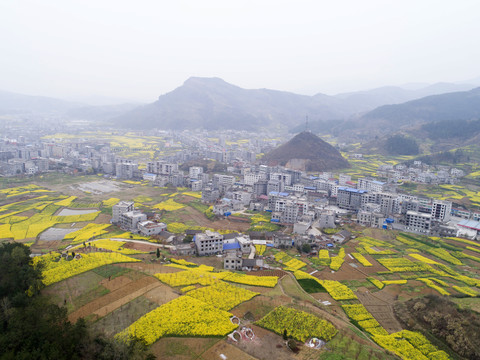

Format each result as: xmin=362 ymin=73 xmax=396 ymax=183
xmin=2 ymin=78 xmax=480 ymax=134
xmin=0 ymin=90 xmax=82 ymax=115
xmin=345 ymin=87 xmax=480 ymax=139
xmin=112 ymin=77 xmax=479 ymax=131
xmin=113 ymin=77 xmax=349 ymax=131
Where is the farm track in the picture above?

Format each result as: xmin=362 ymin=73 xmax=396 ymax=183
xmin=356 ymin=291 xmax=403 ymax=333
xmin=68 ymin=275 xmax=161 ymax=322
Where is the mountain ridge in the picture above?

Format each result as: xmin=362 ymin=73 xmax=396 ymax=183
xmin=112 ymin=77 xmax=478 ymax=131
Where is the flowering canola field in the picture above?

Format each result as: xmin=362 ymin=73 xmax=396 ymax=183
xmin=74 ymin=239 xmax=148 ymax=255
xmin=117 ymin=296 xmax=237 ymax=344
xmin=34 ymin=252 xmax=140 ymax=286
xmin=256 ymin=306 xmax=337 ymax=342
xmin=186 ymin=281 xmax=259 ymax=310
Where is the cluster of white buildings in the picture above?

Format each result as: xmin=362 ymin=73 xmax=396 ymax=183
xmin=377 ymin=161 xmax=465 ymax=185
xmin=112 ymin=201 xmax=166 ymax=236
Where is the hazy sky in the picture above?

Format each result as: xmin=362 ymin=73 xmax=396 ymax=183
xmin=1 ymin=0 xmax=480 ymax=103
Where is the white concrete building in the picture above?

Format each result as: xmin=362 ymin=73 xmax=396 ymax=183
xmin=119 ymin=210 xmax=147 ymax=231
xmin=195 ymin=230 xmax=224 ymax=256
xmin=138 ymin=221 xmax=166 ymax=236
xmin=405 ymin=211 xmax=431 ymax=234
xmin=189 ymin=166 xmax=203 ymax=179
xmin=112 ymin=201 xmax=134 ymax=223
xmin=431 ymin=200 xmax=452 ymax=222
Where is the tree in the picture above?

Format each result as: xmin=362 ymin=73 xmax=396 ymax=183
xmin=156 ymin=248 xmax=160 ymax=258
xmin=0 ymin=243 xmax=43 ymax=305
xmin=301 ymin=243 xmax=311 ymax=253
xmin=0 ymin=243 xmax=154 ymax=359
xmin=385 ymin=135 xmax=419 ymax=155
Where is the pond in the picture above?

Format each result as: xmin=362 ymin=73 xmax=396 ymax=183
xmin=57 ymin=208 xmax=99 ymax=216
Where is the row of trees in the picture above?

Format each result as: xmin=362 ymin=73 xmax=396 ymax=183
xmin=0 ymin=243 xmax=154 ymax=360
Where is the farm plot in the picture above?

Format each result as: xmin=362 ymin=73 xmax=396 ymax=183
xmin=150 ymin=337 xmax=222 ymax=360
xmin=116 ymin=296 xmax=238 ymax=344
xmin=256 ymin=305 xmax=337 ymax=342
xmin=35 ymin=251 xmax=140 ymax=286
xmin=356 ymin=291 xmax=403 ymax=333
xmin=92 ymin=295 xmax=159 ymax=337
xmin=68 ymin=275 xmax=170 ymax=322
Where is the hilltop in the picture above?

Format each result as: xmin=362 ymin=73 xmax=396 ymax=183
xmin=112 ymin=77 xmax=346 ymax=131
xmin=262 ymin=131 xmax=350 ymax=171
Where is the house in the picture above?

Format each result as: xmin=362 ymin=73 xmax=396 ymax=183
xmin=138 ymin=221 xmax=166 ymax=236
xmin=293 ymin=221 xmax=311 ymax=235
xmin=331 ymin=230 xmax=351 ymax=244
xmin=224 ymin=252 xmax=242 ymax=270
xmin=273 ymin=234 xmax=292 ymax=248
xmin=174 ymin=243 xmax=196 ymax=256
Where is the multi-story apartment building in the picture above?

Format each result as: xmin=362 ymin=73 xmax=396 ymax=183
xmin=358 ymin=178 xmax=386 ymax=192
xmin=405 ymin=211 xmax=431 ymax=233
xmin=189 ymin=166 xmax=203 ymax=179
xmin=119 ymin=210 xmax=147 ymax=231
xmin=431 ymin=200 xmax=452 ymax=222
xmin=336 ymin=187 xmax=367 ymax=210
xmin=147 ymin=161 xmax=178 ymax=175
xmin=115 ymin=158 xmax=137 ymax=179
xmin=194 ymin=230 xmax=224 ymax=256
xmin=112 ymin=201 xmax=134 ymax=223
xmin=243 ymin=172 xmax=267 ymax=186
xmin=213 ymin=174 xmax=235 ymax=192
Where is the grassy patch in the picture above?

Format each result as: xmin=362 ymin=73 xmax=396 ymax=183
xmin=187 ymin=201 xmax=209 ymax=213
xmin=320 ymin=331 xmax=395 ymax=360
xmin=297 ymin=278 xmax=326 ymax=293
xmin=92 ymin=264 xmax=131 ymax=279
xmin=281 ymin=275 xmax=313 ymax=302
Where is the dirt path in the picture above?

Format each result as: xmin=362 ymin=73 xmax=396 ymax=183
xmin=68 ymin=276 xmax=162 ymax=322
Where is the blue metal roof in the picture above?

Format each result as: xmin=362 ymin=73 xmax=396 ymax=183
xmin=305 ymin=186 xmax=316 ymax=190
xmin=338 ymin=186 xmax=367 ymax=194
xmin=458 ymin=219 xmax=480 ymax=231
xmin=223 ymin=243 xmax=241 ymax=250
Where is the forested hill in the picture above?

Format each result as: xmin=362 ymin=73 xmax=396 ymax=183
xmin=262 ymin=131 xmax=350 ymax=171
xmin=361 ymin=87 xmax=480 ymax=125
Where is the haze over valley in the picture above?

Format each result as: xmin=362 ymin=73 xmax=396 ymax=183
xmin=2 ymin=2 xmax=480 ymax=360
